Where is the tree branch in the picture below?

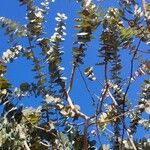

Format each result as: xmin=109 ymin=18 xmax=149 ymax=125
xmin=77 ymin=66 xmax=96 ymax=105
xmin=67 ymin=65 xmax=76 ymax=94
xmin=83 ymin=119 xmax=88 ymax=150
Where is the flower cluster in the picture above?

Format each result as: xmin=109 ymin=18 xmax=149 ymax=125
xmin=2 ymin=45 xmax=23 ymax=63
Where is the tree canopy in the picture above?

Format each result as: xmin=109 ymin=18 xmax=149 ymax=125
xmin=0 ymin=0 xmax=150 ymax=149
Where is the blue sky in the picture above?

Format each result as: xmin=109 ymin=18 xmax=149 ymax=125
xmin=0 ymin=0 xmax=147 ymax=117
xmin=0 ymin=0 xmax=149 ymax=145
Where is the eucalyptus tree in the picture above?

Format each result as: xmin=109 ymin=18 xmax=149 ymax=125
xmin=0 ymin=0 xmax=150 ymax=149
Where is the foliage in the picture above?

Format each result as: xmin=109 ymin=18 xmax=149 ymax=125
xmin=0 ymin=0 xmax=150 ymax=149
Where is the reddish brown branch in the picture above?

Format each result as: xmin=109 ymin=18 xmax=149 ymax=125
xmin=77 ymin=66 xmax=96 ymax=105
xmin=67 ymin=65 xmax=76 ymax=94
xmin=83 ymin=120 xmax=88 ymax=150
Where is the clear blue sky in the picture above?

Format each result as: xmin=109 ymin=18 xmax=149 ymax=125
xmin=0 ymin=0 xmax=145 ymax=112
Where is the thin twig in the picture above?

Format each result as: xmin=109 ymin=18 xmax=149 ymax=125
xmin=96 ymin=80 xmax=118 ymax=106
xmin=77 ymin=66 xmax=96 ymax=105
xmin=67 ymin=65 xmax=76 ymax=94
xmin=98 ymin=62 xmax=109 ymax=114
xmin=67 ymin=43 xmax=84 ymax=94
xmin=94 ymin=62 xmax=109 ymax=144
xmin=125 ymin=128 xmax=137 ymax=150
xmin=138 ymin=49 xmax=150 ymax=54
xmin=124 ymin=41 xmax=141 ymax=89
xmin=121 ymin=39 xmax=141 ymax=149
xmin=107 ymin=89 xmax=118 ymax=106
xmin=124 ymin=39 xmax=141 ymax=99
xmin=65 ymin=90 xmax=90 ymax=120
xmin=105 ymin=127 xmax=114 ymax=135
xmin=142 ymin=0 xmax=147 ymax=16
xmin=95 ymin=113 xmax=102 ymax=145
xmin=23 ymin=115 xmax=57 ymax=136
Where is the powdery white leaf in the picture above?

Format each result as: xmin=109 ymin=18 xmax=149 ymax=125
xmin=77 ymin=32 xmax=88 ymax=36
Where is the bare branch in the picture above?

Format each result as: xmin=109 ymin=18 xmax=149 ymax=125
xmin=67 ymin=65 xmax=76 ymax=94
xmin=125 ymin=129 xmax=137 ymax=150
xmin=77 ymin=66 xmax=96 ymax=105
